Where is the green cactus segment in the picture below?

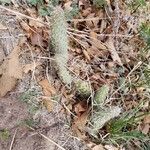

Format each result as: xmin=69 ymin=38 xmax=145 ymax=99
xmin=75 ymin=80 xmax=91 ymax=97
xmin=91 ymin=106 xmax=121 ymax=130
xmin=94 ymin=84 xmax=109 ymax=105
xmin=55 ymin=54 xmax=72 ymax=84
xmin=51 ymin=7 xmax=68 ymax=55
xmin=50 ymin=7 xmax=72 ymax=85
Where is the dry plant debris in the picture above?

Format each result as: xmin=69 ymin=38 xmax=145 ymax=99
xmin=0 ymin=39 xmax=24 ymax=97
xmin=0 ymin=0 xmax=150 ymax=150
xmin=39 ymin=79 xmax=56 ymax=112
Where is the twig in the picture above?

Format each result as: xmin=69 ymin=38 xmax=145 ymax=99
xmin=69 ymin=13 xmax=150 ymax=22
xmin=62 ymin=102 xmax=77 ymax=118
xmin=9 ymin=129 xmax=18 ymax=150
xmin=69 ymin=17 xmax=119 ymax=22
xmin=68 ymin=28 xmax=133 ymax=38
xmin=68 ymin=27 xmax=89 ymax=35
xmin=40 ymin=96 xmax=59 ymax=103
xmin=68 ymin=33 xmax=87 ymax=49
xmin=68 ymin=31 xmax=107 ymax=50
xmin=27 ymin=126 xmax=66 ymax=150
xmin=34 ymin=56 xmax=55 ymax=60
xmin=0 ymin=5 xmax=48 ymax=26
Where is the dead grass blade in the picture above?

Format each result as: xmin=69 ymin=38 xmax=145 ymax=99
xmin=0 ymin=5 xmax=48 ymax=26
xmin=9 ymin=129 xmax=17 ymax=150
xmin=106 ymin=37 xmax=123 ymax=66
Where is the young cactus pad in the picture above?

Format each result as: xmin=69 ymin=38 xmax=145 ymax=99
xmin=94 ymin=84 xmax=109 ymax=105
xmin=75 ymin=80 xmax=91 ymax=97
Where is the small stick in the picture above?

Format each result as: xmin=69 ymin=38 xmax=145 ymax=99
xmin=69 ymin=16 xmax=120 ymax=22
xmin=0 ymin=5 xmax=48 ymax=26
xmin=62 ymin=102 xmax=77 ymax=118
xmin=27 ymin=126 xmax=66 ymax=150
xmin=39 ymin=133 xmax=66 ymax=150
xmin=9 ymin=129 xmax=18 ymax=150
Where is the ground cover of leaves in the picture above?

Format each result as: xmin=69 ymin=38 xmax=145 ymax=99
xmin=0 ymin=0 xmax=150 ymax=150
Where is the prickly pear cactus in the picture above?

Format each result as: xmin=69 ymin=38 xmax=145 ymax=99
xmin=50 ymin=7 xmax=72 ymax=85
xmin=90 ymin=106 xmax=121 ymax=130
xmin=54 ymin=54 xmax=72 ymax=85
xmin=94 ymin=84 xmax=109 ymax=105
xmin=75 ymin=80 xmax=91 ymax=97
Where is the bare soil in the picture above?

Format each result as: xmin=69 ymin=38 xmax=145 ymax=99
xmin=0 ymin=96 xmax=36 ymax=150
xmin=0 ymin=95 xmax=87 ymax=150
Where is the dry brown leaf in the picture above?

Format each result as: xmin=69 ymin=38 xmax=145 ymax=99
xmin=82 ymin=7 xmax=92 ymax=17
xmin=94 ymin=40 xmax=107 ymax=50
xmin=136 ymin=87 xmax=145 ymax=93
xmin=43 ymin=98 xmax=54 ymax=112
xmin=87 ymin=47 xmax=107 ymax=58
xmin=74 ymin=101 xmax=87 ymax=116
xmin=86 ymin=13 xmax=95 ymax=28
xmin=142 ymin=124 xmax=149 ymax=134
xmin=72 ymin=124 xmax=87 ymax=140
xmin=144 ymin=114 xmax=150 ymax=124
xmin=73 ymin=111 xmax=88 ymax=129
xmin=72 ymin=101 xmax=89 ymax=139
xmin=0 ymin=40 xmax=23 ymax=97
xmin=83 ymin=49 xmax=91 ymax=61
xmin=90 ymin=31 xmax=97 ymax=39
xmin=0 ymin=23 xmax=7 ymax=30
xmin=39 ymin=79 xmax=56 ymax=111
xmin=100 ymin=20 xmax=107 ymax=33
xmin=20 ymin=21 xmax=30 ymax=32
xmin=20 ymin=20 xmax=46 ymax=47
xmin=90 ymin=31 xmax=107 ymax=50
xmin=93 ymin=18 xmax=99 ymax=28
xmin=72 ymin=111 xmax=89 ymax=139
xmin=23 ymin=62 xmax=41 ymax=74
xmin=39 ymin=79 xmax=56 ymax=96
xmin=7 ymin=46 xmax=22 ymax=79
xmin=75 ymin=48 xmax=82 ymax=54
xmin=30 ymin=32 xmax=45 ymax=47
xmin=26 ymin=8 xmax=37 ymax=18
xmin=92 ymin=144 xmax=105 ymax=150
xmin=29 ymin=17 xmax=44 ymax=28
xmin=0 ymin=75 xmax=17 ymax=97
xmin=106 ymin=37 xmax=123 ymax=66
